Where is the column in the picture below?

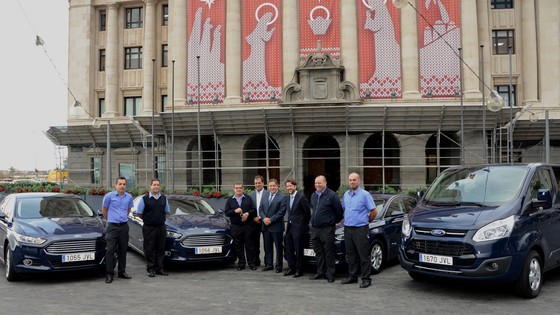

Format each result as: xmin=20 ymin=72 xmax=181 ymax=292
xmin=224 ymin=0 xmax=241 ymax=104
xmin=461 ymin=0 xmax=481 ymax=98
xmin=282 ymin=0 xmax=299 ymax=87
xmin=170 ymin=0 xmax=188 ymax=109
xmin=340 ymin=0 xmax=358 ymax=86
xmin=401 ymin=0 xmax=420 ymax=98
xmin=105 ymin=2 xmax=119 ymax=117
xmin=521 ymin=0 xmax=539 ymax=103
xmin=476 ymin=0 xmax=491 ymax=96
xmin=142 ymin=0 xmax=157 ymax=114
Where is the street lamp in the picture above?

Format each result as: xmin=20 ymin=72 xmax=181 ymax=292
xmin=171 ymin=59 xmax=175 ymax=192
xmin=196 ymin=56 xmax=202 ymax=192
xmin=152 ymin=58 xmax=156 ymax=178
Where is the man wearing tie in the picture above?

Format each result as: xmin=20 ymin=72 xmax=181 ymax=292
xmin=249 ymin=175 xmax=268 ymax=267
xmin=283 ymin=179 xmax=311 ymax=278
xmin=259 ymin=178 xmax=287 ymax=273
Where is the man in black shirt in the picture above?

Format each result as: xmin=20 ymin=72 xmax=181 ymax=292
xmin=309 ymin=175 xmax=344 ymax=283
xmin=136 ymin=178 xmax=170 ymax=277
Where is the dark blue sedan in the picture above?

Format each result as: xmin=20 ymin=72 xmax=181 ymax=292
xmin=0 ymin=193 xmax=107 ymax=281
xmin=304 ymin=193 xmax=417 ymax=274
xmin=128 ymin=194 xmax=235 ymax=265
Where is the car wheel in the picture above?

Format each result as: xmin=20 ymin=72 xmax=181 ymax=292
xmin=515 ymin=250 xmax=542 ymax=299
xmin=370 ymin=239 xmax=385 ymax=274
xmin=5 ymin=247 xmax=19 ymax=282
xmin=408 ymin=271 xmax=428 ymax=282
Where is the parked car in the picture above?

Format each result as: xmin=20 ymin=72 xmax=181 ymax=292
xmin=304 ymin=193 xmax=417 ymax=274
xmin=128 ymin=194 xmax=236 ymax=265
xmin=399 ymin=163 xmax=560 ymax=298
xmin=0 ymin=193 xmax=106 ymax=281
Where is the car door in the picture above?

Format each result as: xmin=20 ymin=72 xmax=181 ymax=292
xmin=127 ymin=197 xmax=144 ymax=252
xmin=383 ymin=196 xmax=410 ymax=259
xmin=0 ymin=195 xmax=13 ymax=259
xmin=533 ymin=167 xmax=560 ymax=266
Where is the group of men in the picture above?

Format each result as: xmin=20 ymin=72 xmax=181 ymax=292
xmin=101 ymin=172 xmax=378 ymax=289
xmin=224 ymin=173 xmax=377 ymax=288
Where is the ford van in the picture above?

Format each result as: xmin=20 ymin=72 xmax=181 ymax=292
xmin=399 ymin=163 xmax=560 ymax=298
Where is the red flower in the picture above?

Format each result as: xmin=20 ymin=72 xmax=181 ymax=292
xmin=205 ymin=193 xmax=211 ymax=198
xmin=65 ymin=189 xmax=71 ymax=194
xmin=17 ymin=188 xmax=23 ymax=193
xmin=39 ymin=187 xmax=44 ymax=192
xmin=144 ymin=191 xmax=149 ymax=195
xmin=90 ymin=188 xmax=97 ymax=195
xmin=98 ymin=189 xmax=105 ymax=195
xmin=25 ymin=188 xmax=30 ymax=192
xmin=0 ymin=187 xmax=5 ymax=192
xmin=53 ymin=187 xmax=60 ymax=192
xmin=213 ymin=191 xmax=221 ymax=198
xmin=193 ymin=191 xmax=200 ymax=196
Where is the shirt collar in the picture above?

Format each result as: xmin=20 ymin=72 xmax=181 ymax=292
xmin=149 ymin=192 xmax=161 ymax=199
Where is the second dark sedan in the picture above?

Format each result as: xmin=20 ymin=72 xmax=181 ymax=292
xmin=128 ymin=194 xmax=235 ymax=265
xmin=304 ymin=193 xmax=417 ymax=274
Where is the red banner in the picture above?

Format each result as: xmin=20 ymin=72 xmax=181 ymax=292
xmin=187 ymin=0 xmax=226 ymax=103
xmin=299 ymin=0 xmax=340 ymax=60
xmin=242 ymin=1 xmax=283 ymax=102
xmin=357 ymin=0 xmax=402 ymax=99
xmin=418 ymin=0 xmax=462 ymax=97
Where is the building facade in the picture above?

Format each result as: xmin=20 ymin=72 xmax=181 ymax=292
xmin=47 ymin=0 xmax=560 ymax=195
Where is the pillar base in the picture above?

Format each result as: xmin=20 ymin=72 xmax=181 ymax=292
xmin=402 ymin=90 xmax=422 ymax=99
xmin=224 ymin=96 xmax=242 ymax=104
xmin=463 ymin=90 xmax=482 ymax=99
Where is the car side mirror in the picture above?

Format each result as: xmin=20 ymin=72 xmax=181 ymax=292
xmin=532 ymin=189 xmax=552 ymax=210
xmin=215 ymin=208 xmax=225 ymax=216
xmin=416 ymin=190 xmax=425 ymax=200
xmin=96 ymin=210 xmax=104 ymax=218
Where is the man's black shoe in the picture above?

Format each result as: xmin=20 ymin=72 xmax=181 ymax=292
xmin=249 ymin=265 xmax=257 ymax=270
xmin=237 ymin=265 xmax=245 ymax=271
xmin=284 ymin=269 xmax=296 ymax=276
xmin=148 ymin=270 xmax=155 ymax=277
xmin=275 ymin=268 xmax=283 ymax=273
xmin=340 ymin=277 xmax=358 ymax=284
xmin=261 ymin=266 xmax=273 ymax=271
xmin=118 ymin=272 xmax=132 ymax=279
xmin=155 ymin=270 xmax=168 ymax=276
xmin=327 ymin=278 xmax=335 ymax=283
xmin=105 ymin=274 xmax=113 ymax=284
xmin=293 ymin=272 xmax=303 ymax=278
xmin=309 ymin=274 xmax=325 ymax=280
xmin=359 ymin=280 xmax=372 ymax=288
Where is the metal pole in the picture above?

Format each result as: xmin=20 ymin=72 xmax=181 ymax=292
xmin=480 ymin=45 xmax=487 ymax=163
xmin=171 ymin=60 xmax=175 ymax=191
xmin=197 ymin=56 xmax=202 ymax=192
xmin=459 ymin=47 xmax=464 ymax=165
xmin=508 ymin=46 xmax=513 ymax=164
xmin=106 ymin=120 xmax=112 ymax=187
xmin=151 ymin=58 xmax=156 ymax=178
xmin=545 ymin=110 xmax=550 ymax=163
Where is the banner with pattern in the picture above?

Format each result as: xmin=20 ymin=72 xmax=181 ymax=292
xmin=242 ymin=1 xmax=283 ymax=102
xmin=187 ymin=0 xmax=226 ymax=103
xmin=299 ymin=0 xmax=340 ymax=60
xmin=357 ymin=0 xmax=402 ymax=99
xmin=418 ymin=0 xmax=462 ymax=98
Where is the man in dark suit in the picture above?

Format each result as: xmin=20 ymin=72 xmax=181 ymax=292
xmin=249 ymin=175 xmax=268 ymax=267
xmin=283 ymin=178 xmax=311 ymax=278
xmin=259 ymin=178 xmax=287 ymax=273
xmin=224 ymin=182 xmax=257 ymax=270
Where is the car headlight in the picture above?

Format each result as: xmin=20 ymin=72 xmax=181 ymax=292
xmin=473 ymin=215 xmax=514 ymax=242
xmin=402 ymin=214 xmax=412 ymax=239
xmin=166 ymin=231 xmax=183 ymax=239
xmin=14 ymin=231 xmax=47 ymax=245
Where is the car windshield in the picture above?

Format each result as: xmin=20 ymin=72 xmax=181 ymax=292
xmin=16 ymin=197 xmax=95 ymax=218
xmin=424 ymin=166 xmax=528 ymax=206
xmin=374 ymin=200 xmax=386 ymax=212
xmin=168 ymin=199 xmax=215 ymax=216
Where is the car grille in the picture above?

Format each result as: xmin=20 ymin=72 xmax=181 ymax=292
xmin=185 ymin=253 xmax=229 ymax=260
xmin=45 ymin=238 xmax=106 ymax=255
xmin=414 ymin=228 xmax=468 ymax=237
xmin=409 ymin=240 xmax=474 ymax=256
xmin=181 ymin=234 xmax=232 ymax=248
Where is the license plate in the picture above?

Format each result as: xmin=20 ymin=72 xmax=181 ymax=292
xmin=195 ymin=246 xmax=222 ymax=254
xmin=419 ymin=253 xmax=453 ymax=266
xmin=62 ymin=252 xmax=95 ymax=263
xmin=304 ymin=248 xmax=316 ymax=257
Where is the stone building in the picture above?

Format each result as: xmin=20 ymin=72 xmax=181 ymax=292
xmin=46 ymin=0 xmax=560 ymax=195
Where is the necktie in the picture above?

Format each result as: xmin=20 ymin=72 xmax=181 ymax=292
xmin=290 ymin=194 xmax=294 ymax=209
xmin=269 ymin=194 xmax=275 ymax=202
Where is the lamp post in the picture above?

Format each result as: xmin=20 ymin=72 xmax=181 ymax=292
xmin=480 ymin=45 xmax=487 ymax=163
xmin=508 ymin=45 xmax=513 ymax=164
xmin=196 ymin=56 xmax=202 ymax=192
xmin=106 ymin=120 xmax=111 ymax=187
xmin=459 ymin=47 xmax=464 ymax=165
xmin=171 ymin=59 xmax=175 ymax=191
xmin=152 ymin=58 xmax=156 ymax=178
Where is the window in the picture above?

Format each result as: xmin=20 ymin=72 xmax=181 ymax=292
xmin=125 ymin=47 xmax=142 ymax=69
xmin=161 ymin=95 xmax=167 ymax=112
xmin=98 ymin=98 xmax=105 ymax=117
xmin=492 ymin=30 xmax=515 ymax=55
xmin=491 ymin=0 xmax=513 ymax=9
xmin=156 ymin=156 xmax=166 ymax=184
xmin=99 ymin=49 xmax=106 ymax=71
xmin=162 ymin=5 xmax=168 ymax=26
xmin=99 ymin=9 xmax=107 ymax=31
xmin=495 ymin=84 xmax=516 ymax=107
xmin=125 ymin=7 xmax=143 ymax=29
xmin=162 ymin=44 xmax=168 ymax=67
xmin=119 ymin=163 xmax=136 ymax=188
xmin=125 ymin=97 xmax=142 ymax=116
xmin=91 ymin=157 xmax=101 ymax=184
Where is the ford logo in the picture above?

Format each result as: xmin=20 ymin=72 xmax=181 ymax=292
xmin=431 ymin=229 xmax=446 ymax=236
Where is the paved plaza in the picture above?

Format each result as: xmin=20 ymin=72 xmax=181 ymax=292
xmin=1 ymin=249 xmax=560 ymax=314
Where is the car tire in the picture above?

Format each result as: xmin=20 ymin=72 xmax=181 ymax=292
xmin=370 ymin=239 xmax=385 ymax=275
xmin=5 ymin=247 xmax=19 ymax=282
xmin=514 ymin=250 xmax=542 ymax=299
xmin=408 ymin=271 xmax=428 ymax=282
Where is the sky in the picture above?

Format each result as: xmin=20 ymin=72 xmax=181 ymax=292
xmin=0 ymin=0 xmax=69 ymax=171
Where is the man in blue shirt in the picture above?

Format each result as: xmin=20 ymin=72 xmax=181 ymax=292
xmin=136 ymin=178 xmax=170 ymax=277
xmin=341 ymin=173 xmax=378 ymax=288
xmin=102 ymin=176 xmax=134 ymax=284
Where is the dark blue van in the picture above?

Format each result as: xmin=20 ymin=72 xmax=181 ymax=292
xmin=399 ymin=163 xmax=560 ymax=298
